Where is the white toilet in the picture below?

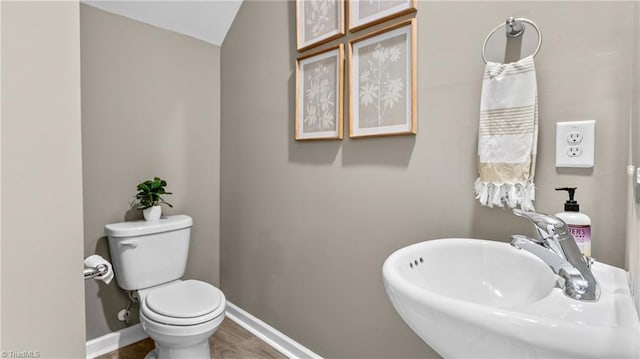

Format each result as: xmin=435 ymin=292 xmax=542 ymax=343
xmin=105 ymin=215 xmax=225 ymax=359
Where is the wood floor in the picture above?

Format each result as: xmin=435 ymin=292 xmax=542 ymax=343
xmin=96 ymin=318 xmax=287 ymax=359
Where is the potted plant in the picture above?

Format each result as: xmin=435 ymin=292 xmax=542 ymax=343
xmin=133 ymin=177 xmax=173 ymax=221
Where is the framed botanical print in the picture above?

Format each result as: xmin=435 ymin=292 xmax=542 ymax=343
xmin=349 ymin=0 xmax=417 ymax=32
xmin=297 ymin=0 xmax=346 ymax=52
xmin=349 ymin=19 xmax=416 ymax=138
xmin=296 ymin=44 xmax=344 ymax=140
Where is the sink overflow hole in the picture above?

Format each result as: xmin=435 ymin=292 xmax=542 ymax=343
xmin=409 ymin=257 xmax=424 ymax=269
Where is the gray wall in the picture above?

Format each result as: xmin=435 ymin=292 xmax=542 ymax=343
xmin=220 ymin=1 xmax=633 ymax=357
xmin=1 ymin=2 xmax=3 ymax=351
xmin=628 ymin=1 xmax=640 ymax=318
xmin=2 ymin=1 xmax=86 ymax=357
xmin=80 ymin=5 xmax=221 ymax=340
xmin=626 ymin=163 xmax=640 ymax=316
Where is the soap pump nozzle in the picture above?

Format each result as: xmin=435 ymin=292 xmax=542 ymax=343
xmin=555 ymin=187 xmax=579 ymax=212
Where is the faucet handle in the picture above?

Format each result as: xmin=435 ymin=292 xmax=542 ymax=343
xmin=512 ymin=209 xmax=568 ymax=239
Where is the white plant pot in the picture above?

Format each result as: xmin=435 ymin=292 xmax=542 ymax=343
xmin=143 ymin=205 xmax=162 ymax=221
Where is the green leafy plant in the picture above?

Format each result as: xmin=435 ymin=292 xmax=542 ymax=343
xmin=133 ymin=177 xmax=173 ymax=210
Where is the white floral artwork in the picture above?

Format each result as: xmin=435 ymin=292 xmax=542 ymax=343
xmin=296 ymin=45 xmax=344 ymax=140
xmin=350 ymin=20 xmax=416 ymax=137
xmin=359 ymin=43 xmax=404 ymax=127
xmin=350 ymin=0 xmax=416 ymax=32
xmin=306 ymin=0 xmax=335 ymax=38
xmin=304 ymin=62 xmax=336 ymax=131
xmin=297 ymin=0 xmax=345 ymax=51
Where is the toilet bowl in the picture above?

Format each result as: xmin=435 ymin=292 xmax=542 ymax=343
xmin=105 ymin=215 xmax=226 ymax=359
xmin=138 ymin=280 xmax=226 ymax=359
xmin=138 ymin=280 xmax=225 ymax=359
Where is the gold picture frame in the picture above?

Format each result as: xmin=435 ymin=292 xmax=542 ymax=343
xmin=349 ymin=19 xmax=417 ymax=138
xmin=297 ymin=0 xmax=346 ymax=52
xmin=296 ymin=44 xmax=345 ymax=140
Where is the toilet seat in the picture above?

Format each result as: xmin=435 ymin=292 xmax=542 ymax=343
xmin=141 ymin=280 xmax=225 ymax=326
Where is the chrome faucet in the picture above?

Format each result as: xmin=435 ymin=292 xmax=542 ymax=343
xmin=511 ymin=209 xmax=600 ymax=301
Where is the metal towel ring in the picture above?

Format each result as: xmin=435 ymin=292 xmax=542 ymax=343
xmin=482 ymin=17 xmax=542 ymax=64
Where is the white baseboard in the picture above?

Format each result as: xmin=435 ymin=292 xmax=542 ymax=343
xmin=225 ymin=301 xmax=323 ymax=359
xmin=85 ymin=323 xmax=149 ymax=359
xmin=85 ymin=301 xmax=322 ymax=359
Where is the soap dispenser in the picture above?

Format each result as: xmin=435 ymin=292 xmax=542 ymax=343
xmin=555 ymin=187 xmax=591 ymax=257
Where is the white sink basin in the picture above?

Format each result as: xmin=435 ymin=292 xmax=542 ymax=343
xmin=383 ymin=238 xmax=640 ymax=359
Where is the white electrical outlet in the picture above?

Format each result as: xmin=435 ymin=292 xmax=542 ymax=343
xmin=567 ymin=131 xmax=583 ymax=143
xmin=555 ymin=120 xmax=595 ymax=168
xmin=567 ymin=146 xmax=582 ymax=157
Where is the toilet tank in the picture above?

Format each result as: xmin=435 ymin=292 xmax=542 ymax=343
xmin=105 ymin=215 xmax=193 ymax=291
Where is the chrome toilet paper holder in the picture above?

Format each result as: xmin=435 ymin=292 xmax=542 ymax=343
xmin=84 ymin=263 xmax=109 ymax=280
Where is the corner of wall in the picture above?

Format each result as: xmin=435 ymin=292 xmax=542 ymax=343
xmin=0 ymin=1 xmax=3 ymax=352
xmin=2 ymin=1 xmax=85 ymax=356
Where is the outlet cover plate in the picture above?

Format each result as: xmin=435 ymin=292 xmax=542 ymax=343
xmin=555 ymin=120 xmax=595 ymax=168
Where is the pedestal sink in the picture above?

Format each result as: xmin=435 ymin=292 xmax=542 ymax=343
xmin=382 ymin=238 xmax=640 ymax=358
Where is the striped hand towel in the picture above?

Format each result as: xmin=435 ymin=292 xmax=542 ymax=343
xmin=474 ymin=55 xmax=538 ymax=211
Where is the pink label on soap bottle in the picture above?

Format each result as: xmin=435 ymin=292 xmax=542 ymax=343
xmin=568 ymin=224 xmax=591 ymax=256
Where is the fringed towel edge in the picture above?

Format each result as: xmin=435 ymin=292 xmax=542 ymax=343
xmin=474 ymin=178 xmax=536 ymax=211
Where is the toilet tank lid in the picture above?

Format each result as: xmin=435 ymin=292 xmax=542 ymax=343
xmin=105 ymin=215 xmax=193 ymax=238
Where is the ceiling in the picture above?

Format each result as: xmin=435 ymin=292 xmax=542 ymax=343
xmin=82 ymin=0 xmax=244 ymax=46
